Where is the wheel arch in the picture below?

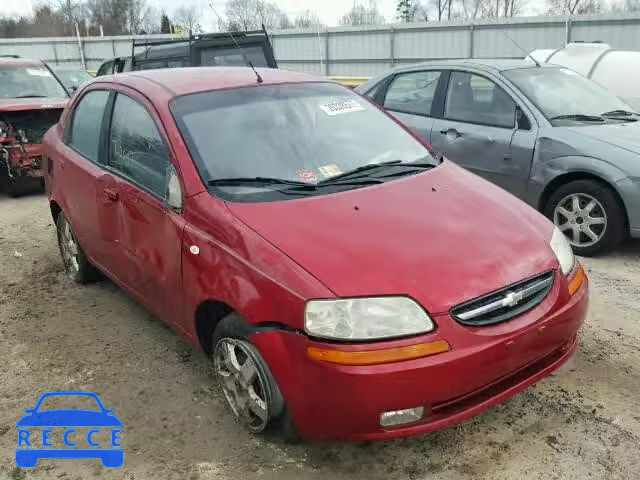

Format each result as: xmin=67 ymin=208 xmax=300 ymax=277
xmin=50 ymin=199 xmax=62 ymax=223
xmin=194 ymin=299 xmax=235 ymax=356
xmin=538 ymin=171 xmax=629 ymax=234
xmin=194 ymin=298 xmax=295 ymax=356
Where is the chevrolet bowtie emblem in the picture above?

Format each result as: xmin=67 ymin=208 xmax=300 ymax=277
xmin=502 ymin=291 xmax=525 ymax=308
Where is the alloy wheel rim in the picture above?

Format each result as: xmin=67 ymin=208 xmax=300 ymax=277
xmin=214 ymin=338 xmax=270 ymax=433
xmin=554 ymin=193 xmax=607 ymax=248
xmin=59 ymin=220 xmax=80 ymax=274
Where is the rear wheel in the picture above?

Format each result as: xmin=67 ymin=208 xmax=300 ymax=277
xmin=544 ymin=179 xmax=625 ymax=256
xmin=56 ymin=212 xmax=97 ymax=283
xmin=212 ymin=314 xmax=298 ymax=441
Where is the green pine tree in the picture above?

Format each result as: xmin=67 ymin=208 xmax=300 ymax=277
xmin=160 ymin=12 xmax=171 ymax=34
xmin=396 ymin=0 xmax=412 ymax=22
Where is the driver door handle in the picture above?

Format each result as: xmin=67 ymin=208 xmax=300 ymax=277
xmin=440 ymin=128 xmax=461 ymax=138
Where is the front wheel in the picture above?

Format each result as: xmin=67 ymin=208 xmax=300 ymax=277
xmin=212 ymin=314 xmax=298 ymax=441
xmin=544 ymin=179 xmax=625 ymax=256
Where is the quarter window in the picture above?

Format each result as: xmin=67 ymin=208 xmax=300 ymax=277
xmin=67 ymin=90 xmax=110 ymax=162
xmin=383 ymin=71 xmax=442 ymax=116
xmin=108 ymin=94 xmax=170 ymax=197
xmin=445 ymin=71 xmax=516 ymax=128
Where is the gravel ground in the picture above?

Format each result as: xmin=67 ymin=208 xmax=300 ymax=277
xmin=0 ymin=193 xmax=639 ymax=480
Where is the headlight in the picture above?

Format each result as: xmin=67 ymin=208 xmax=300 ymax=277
xmin=550 ymin=226 xmax=575 ymax=275
xmin=304 ymin=297 xmax=434 ymax=341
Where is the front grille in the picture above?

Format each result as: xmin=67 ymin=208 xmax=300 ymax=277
xmin=1 ymin=109 xmax=63 ymax=144
xmin=451 ymin=271 xmax=554 ymax=326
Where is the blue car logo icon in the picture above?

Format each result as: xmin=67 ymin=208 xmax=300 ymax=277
xmin=16 ymin=391 xmax=123 ymax=468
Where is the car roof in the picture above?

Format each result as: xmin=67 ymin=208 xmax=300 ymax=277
xmin=0 ymin=57 xmax=44 ymax=67
xmin=392 ymin=58 xmax=558 ymax=73
xmin=99 ymin=67 xmax=330 ymax=97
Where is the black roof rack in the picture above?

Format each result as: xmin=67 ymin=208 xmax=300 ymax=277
xmin=130 ymin=27 xmax=272 ymax=70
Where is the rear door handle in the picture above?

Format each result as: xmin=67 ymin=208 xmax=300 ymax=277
xmin=103 ymin=188 xmax=119 ymax=201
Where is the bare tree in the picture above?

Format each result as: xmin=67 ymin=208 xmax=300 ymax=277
xmin=139 ymin=5 xmax=160 ymax=34
xmin=221 ymin=0 xmax=291 ymax=31
xmin=339 ymin=0 xmax=385 ymax=26
xmin=428 ymin=0 xmax=451 ymax=21
xmin=547 ymin=0 xmax=603 ymax=14
xmin=294 ymin=10 xmax=323 ymax=29
xmin=397 ymin=0 xmax=430 ymax=22
xmin=174 ymin=5 xmax=202 ymax=35
xmin=459 ymin=0 xmax=487 ymax=20
xmin=48 ymin=0 xmax=88 ymax=34
xmin=610 ymin=0 xmax=640 ymax=11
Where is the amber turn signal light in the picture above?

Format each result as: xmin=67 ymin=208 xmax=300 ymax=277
xmin=307 ymin=340 xmax=451 ymax=366
xmin=568 ymin=264 xmax=586 ymax=296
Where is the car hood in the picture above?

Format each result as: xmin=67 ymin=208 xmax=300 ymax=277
xmin=227 ymin=162 xmax=558 ymax=314
xmin=0 ymin=97 xmax=67 ymax=112
xmin=568 ymin=121 xmax=640 ymax=155
xmin=16 ymin=409 xmax=123 ymax=427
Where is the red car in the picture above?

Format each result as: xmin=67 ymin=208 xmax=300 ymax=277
xmin=44 ymin=67 xmax=588 ymax=441
xmin=0 ymin=57 xmax=68 ymax=196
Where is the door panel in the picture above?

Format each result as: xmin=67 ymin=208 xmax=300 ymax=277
xmin=381 ymin=70 xmax=443 ymax=144
xmin=430 ymin=70 xmax=535 ymax=198
xmin=106 ymin=91 xmax=185 ymax=327
xmin=118 ymin=183 xmax=185 ymax=325
xmin=59 ymin=90 xmax=114 ymax=268
xmin=388 ymin=111 xmax=435 ymax=143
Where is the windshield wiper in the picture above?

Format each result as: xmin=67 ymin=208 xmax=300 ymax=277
xmin=208 ymin=176 xmax=310 ymax=188
xmin=13 ymin=94 xmax=48 ymax=98
xmin=601 ymin=109 xmax=637 ymax=117
xmin=318 ymin=160 xmax=435 ymax=184
xmin=549 ymin=114 xmax=605 ymax=123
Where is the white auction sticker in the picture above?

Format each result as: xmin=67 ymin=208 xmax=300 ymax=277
xmin=319 ymin=99 xmax=365 ymax=116
xmin=26 ymin=68 xmax=52 ymax=77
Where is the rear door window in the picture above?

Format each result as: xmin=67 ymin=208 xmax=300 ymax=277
xmin=383 ymin=71 xmax=442 ymax=116
xmin=67 ymin=90 xmax=110 ymax=162
xmin=108 ymin=94 xmax=170 ymax=197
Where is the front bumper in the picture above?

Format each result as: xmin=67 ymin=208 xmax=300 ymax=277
xmin=252 ymin=274 xmax=588 ymax=441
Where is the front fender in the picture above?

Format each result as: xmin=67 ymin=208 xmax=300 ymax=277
xmin=526 ymin=155 xmax=628 ymax=208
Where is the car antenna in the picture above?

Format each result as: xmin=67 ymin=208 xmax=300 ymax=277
xmin=208 ymin=1 xmax=264 ymax=84
xmin=501 ymin=30 xmax=541 ymax=67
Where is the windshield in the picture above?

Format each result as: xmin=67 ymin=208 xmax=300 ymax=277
xmin=503 ymin=67 xmax=634 ymax=123
xmin=171 ymin=82 xmax=435 ymax=202
xmin=53 ymin=68 xmax=92 ymax=88
xmin=0 ymin=65 xmax=68 ymax=99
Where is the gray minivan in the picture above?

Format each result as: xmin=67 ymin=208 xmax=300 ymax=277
xmin=356 ymin=60 xmax=640 ymax=255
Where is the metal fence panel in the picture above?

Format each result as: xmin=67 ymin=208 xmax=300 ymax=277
xmin=2 ymin=15 xmax=640 ymax=76
xmin=330 ymin=31 xmax=390 ymax=59
xmin=394 ymin=27 xmax=469 ymax=59
xmin=571 ymin=18 xmax=640 ymax=49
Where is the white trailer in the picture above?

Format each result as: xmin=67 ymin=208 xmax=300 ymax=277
xmin=530 ymin=42 xmax=640 ymax=112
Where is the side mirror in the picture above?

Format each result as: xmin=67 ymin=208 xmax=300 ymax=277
xmin=166 ymin=164 xmax=183 ymax=211
xmin=516 ymin=106 xmax=531 ymax=130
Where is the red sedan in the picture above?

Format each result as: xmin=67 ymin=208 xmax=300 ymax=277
xmin=43 ymin=67 xmax=588 ymax=441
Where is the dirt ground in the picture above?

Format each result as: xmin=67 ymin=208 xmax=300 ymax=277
xmin=0 ymin=193 xmax=638 ymax=480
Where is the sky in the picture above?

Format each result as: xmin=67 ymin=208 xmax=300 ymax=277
xmin=3 ymin=0 xmax=546 ymax=29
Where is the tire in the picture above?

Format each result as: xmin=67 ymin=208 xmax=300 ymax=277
xmin=55 ymin=212 xmax=97 ymax=283
xmin=7 ymin=177 xmax=44 ymax=197
xmin=7 ymin=177 xmax=24 ymax=197
xmin=211 ymin=313 xmax=299 ymax=442
xmin=544 ymin=179 xmax=626 ymax=256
